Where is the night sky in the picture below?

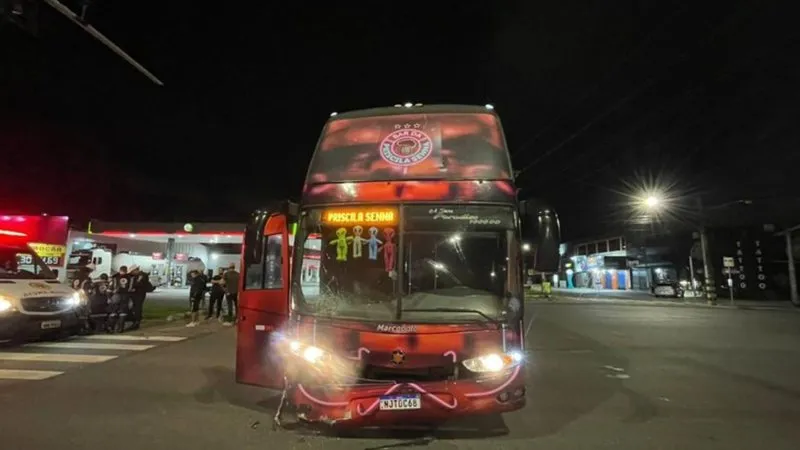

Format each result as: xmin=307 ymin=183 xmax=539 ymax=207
xmin=1 ymin=0 xmax=796 ymax=239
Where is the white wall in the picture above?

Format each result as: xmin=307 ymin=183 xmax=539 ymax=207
xmin=173 ymin=242 xmax=209 ymax=263
xmin=208 ymin=254 xmax=239 ymax=272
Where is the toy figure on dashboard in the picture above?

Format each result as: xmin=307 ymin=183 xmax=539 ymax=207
xmin=380 ymin=228 xmax=396 ymax=273
xmin=329 ymin=228 xmax=351 ymax=262
xmin=367 ymin=226 xmax=382 ymax=261
xmin=351 ymin=225 xmax=366 ymax=258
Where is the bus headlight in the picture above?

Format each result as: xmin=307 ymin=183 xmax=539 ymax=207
xmin=0 ymin=297 xmax=13 ymax=313
xmin=288 ymin=340 xmax=333 ymax=365
xmin=462 ymin=351 xmax=524 ymax=373
xmin=284 ymin=340 xmax=356 ymax=380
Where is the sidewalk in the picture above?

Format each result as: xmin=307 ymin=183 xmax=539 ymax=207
xmin=542 ymin=288 xmax=798 ymax=312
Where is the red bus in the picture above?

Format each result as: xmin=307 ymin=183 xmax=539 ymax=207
xmin=235 ymin=104 xmax=559 ymax=430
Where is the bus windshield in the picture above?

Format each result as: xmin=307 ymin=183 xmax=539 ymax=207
xmin=0 ymin=245 xmax=57 ymax=280
xmin=292 ymin=205 xmax=518 ymax=323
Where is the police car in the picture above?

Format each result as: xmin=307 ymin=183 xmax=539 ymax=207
xmin=0 ymin=237 xmax=86 ymax=343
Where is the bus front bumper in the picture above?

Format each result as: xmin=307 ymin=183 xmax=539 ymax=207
xmin=291 ymin=366 xmax=526 ymax=428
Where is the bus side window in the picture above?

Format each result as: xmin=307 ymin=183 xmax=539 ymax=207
xmin=264 ymin=234 xmax=283 ymax=289
xmin=244 ymin=242 xmax=265 ymax=290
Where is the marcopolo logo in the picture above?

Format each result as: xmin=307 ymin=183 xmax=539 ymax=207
xmin=379 ymin=127 xmax=433 ymax=167
xmin=376 ymin=323 xmax=417 ymax=333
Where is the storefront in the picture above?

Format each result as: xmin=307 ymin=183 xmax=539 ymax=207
xmin=566 ymin=254 xmax=632 ymax=290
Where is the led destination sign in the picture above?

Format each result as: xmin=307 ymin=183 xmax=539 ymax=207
xmin=322 ymin=208 xmax=398 ymax=226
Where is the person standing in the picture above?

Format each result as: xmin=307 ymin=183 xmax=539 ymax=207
xmin=186 ymin=270 xmax=206 ymax=327
xmin=108 ymin=265 xmax=133 ymax=333
xmin=70 ymin=264 xmax=95 ymax=334
xmin=222 ymin=263 xmax=239 ymax=326
xmin=129 ymin=265 xmax=154 ymax=331
xmin=206 ymin=267 xmax=226 ymax=322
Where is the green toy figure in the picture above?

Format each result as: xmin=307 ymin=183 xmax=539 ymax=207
xmin=329 ymin=227 xmax=352 ymax=262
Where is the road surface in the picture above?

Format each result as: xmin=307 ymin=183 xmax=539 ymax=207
xmin=1 ymin=303 xmax=799 ymax=449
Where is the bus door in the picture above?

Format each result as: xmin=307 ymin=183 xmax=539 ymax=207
xmin=236 ymin=209 xmax=292 ymax=388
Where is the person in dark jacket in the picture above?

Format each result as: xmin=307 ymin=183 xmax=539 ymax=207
xmin=187 ymin=270 xmax=206 ymax=327
xmin=206 ymin=267 xmax=226 ymax=322
xmin=108 ymin=265 xmax=133 ymax=333
xmin=90 ymin=273 xmax=111 ymax=332
xmin=128 ymin=265 xmax=154 ymax=330
xmin=70 ymin=264 xmax=95 ymax=334
xmin=222 ymin=263 xmax=240 ymax=325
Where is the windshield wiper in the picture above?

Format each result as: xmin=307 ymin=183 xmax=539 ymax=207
xmin=401 ymin=307 xmax=499 ymax=324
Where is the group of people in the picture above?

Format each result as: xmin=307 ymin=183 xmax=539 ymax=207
xmin=71 ymin=264 xmax=155 ymax=333
xmin=186 ymin=263 xmax=239 ymax=327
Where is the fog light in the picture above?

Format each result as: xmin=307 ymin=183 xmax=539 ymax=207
xmin=496 ymin=392 xmax=510 ymax=403
xmin=513 ymin=387 xmax=525 ymax=398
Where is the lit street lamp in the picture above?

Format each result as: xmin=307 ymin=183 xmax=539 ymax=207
xmin=635 ymin=192 xmax=754 ymax=305
xmin=521 ymin=243 xmax=531 ymax=286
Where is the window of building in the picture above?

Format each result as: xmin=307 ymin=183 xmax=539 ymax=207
xmin=597 ymin=241 xmax=608 ymax=253
xmin=608 ymin=238 xmax=621 ymax=251
xmin=587 ymin=242 xmax=597 ymax=254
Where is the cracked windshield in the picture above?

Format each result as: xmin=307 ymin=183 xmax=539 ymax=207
xmin=294 ymin=206 xmax=517 ymax=323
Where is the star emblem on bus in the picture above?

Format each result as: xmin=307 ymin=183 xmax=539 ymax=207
xmin=391 ymin=349 xmax=405 ymax=365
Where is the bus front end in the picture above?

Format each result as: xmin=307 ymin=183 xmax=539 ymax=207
xmin=283 ymin=202 xmax=527 ymax=428
xmin=235 ymin=105 xmax=560 ymax=432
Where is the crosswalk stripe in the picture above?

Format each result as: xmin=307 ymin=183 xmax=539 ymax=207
xmin=25 ymin=342 xmax=156 ymax=351
xmin=80 ymin=335 xmax=187 ymax=342
xmin=0 ymin=353 xmax=118 ymax=363
xmin=0 ymin=369 xmax=64 ymax=380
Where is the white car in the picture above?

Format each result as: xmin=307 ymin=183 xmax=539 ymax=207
xmin=0 ymin=241 xmax=87 ymax=343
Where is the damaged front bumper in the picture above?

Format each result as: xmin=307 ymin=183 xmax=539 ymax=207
xmin=280 ymin=365 xmax=526 ymax=428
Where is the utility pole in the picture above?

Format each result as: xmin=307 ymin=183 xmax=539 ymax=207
xmin=786 ymin=232 xmax=798 ymax=306
xmin=697 ymin=198 xmax=717 ymax=304
xmin=776 ymin=226 xmax=799 ymax=306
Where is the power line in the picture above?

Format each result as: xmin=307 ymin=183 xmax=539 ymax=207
xmin=514 ymin=0 xmax=754 ymax=181
xmin=509 ymin=3 xmax=691 ymax=159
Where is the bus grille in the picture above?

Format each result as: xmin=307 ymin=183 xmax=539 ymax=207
xmin=361 ymin=364 xmax=456 ymax=383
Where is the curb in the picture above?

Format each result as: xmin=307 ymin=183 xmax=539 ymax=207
xmin=530 ymin=296 xmax=799 ymax=312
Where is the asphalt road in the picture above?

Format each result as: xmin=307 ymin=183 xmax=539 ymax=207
xmin=147 ymin=288 xmax=194 ymax=305
xmin=1 ymin=303 xmax=799 ymax=449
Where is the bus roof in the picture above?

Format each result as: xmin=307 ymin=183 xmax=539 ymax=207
xmin=329 ymin=104 xmax=497 ymax=121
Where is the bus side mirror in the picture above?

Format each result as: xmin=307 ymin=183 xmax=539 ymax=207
xmin=519 ymin=198 xmax=561 ymax=273
xmin=504 ymin=293 xmax=523 ymax=322
xmin=244 ymin=213 xmax=268 ymax=266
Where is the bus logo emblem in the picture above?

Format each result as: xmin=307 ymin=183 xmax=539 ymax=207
xmin=379 ymin=129 xmax=433 ymax=167
xmin=391 ymin=349 xmax=405 ymax=365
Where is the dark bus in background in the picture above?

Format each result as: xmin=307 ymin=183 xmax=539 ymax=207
xmin=235 ymin=104 xmax=560 ymax=430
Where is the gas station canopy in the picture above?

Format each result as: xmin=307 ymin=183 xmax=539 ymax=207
xmin=88 ymin=220 xmax=244 ymax=244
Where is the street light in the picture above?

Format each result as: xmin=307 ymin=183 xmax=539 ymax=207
xmin=521 ymin=243 xmax=531 ymax=286
xmin=634 ymin=191 xmax=721 ymax=304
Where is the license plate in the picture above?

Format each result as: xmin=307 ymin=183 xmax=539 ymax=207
xmin=655 ymin=288 xmax=673 ymax=295
xmin=40 ymin=320 xmax=62 ymax=330
xmin=379 ymin=394 xmax=421 ymax=411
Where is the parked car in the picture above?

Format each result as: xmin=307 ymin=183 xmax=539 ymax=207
xmin=652 ymin=280 xmax=685 ymax=298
